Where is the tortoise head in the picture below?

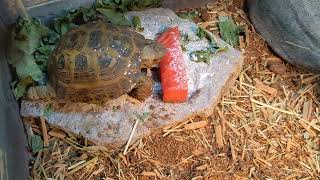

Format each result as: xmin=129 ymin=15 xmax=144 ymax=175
xmin=141 ymin=40 xmax=166 ymax=68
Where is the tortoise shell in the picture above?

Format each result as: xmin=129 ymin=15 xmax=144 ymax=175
xmin=47 ymin=20 xmax=152 ymax=103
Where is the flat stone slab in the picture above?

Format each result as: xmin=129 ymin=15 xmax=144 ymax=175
xmin=20 ymin=8 xmax=243 ymax=148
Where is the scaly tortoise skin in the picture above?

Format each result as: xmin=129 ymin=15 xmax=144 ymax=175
xmin=47 ymin=20 xmax=165 ymax=103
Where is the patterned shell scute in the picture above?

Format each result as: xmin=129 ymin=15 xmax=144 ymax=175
xmin=48 ymin=21 xmax=146 ymax=103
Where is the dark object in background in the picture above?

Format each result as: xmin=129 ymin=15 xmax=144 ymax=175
xmin=247 ymin=0 xmax=320 ymax=73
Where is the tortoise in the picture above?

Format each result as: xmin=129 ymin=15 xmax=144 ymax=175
xmin=30 ymin=20 xmax=166 ymax=103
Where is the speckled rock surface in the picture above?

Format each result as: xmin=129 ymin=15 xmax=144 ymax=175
xmin=20 ymin=8 xmax=243 ymax=148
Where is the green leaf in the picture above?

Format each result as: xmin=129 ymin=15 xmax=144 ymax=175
xmin=12 ymin=81 xmax=26 ymax=100
xmin=43 ymin=31 xmax=60 ymax=45
xmin=180 ymin=34 xmax=190 ymax=51
xmin=7 ymin=18 xmax=49 ymax=66
xmin=96 ymin=8 xmax=132 ymax=26
xmin=95 ymin=0 xmax=121 ymax=10
xmin=129 ymin=0 xmax=162 ymax=10
xmin=15 ymin=56 xmax=44 ymax=82
xmin=132 ymin=16 xmax=144 ymax=31
xmin=11 ymin=77 xmax=34 ymax=100
xmin=54 ymin=20 xmax=78 ymax=35
xmin=31 ymin=134 xmax=44 ymax=153
xmin=42 ymin=104 xmax=53 ymax=117
xmin=218 ymin=16 xmax=242 ymax=47
xmin=53 ymin=7 xmax=97 ymax=35
xmin=190 ymin=50 xmax=212 ymax=64
xmin=7 ymin=18 xmax=50 ymax=90
xmin=36 ymin=45 xmax=54 ymax=55
xmin=136 ymin=112 xmax=150 ymax=122
xmin=196 ymin=27 xmax=206 ymax=39
xmin=215 ymin=46 xmax=229 ymax=54
xmin=197 ymin=27 xmax=217 ymax=47
xmin=178 ymin=10 xmax=199 ymax=21
xmin=96 ymin=0 xmax=162 ymax=12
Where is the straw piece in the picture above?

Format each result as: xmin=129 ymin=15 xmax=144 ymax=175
xmin=184 ymin=121 xmax=208 ymax=130
xmin=253 ymin=78 xmax=277 ymax=96
xmin=141 ymin=171 xmax=156 ymax=177
xmin=40 ymin=117 xmax=49 ymax=147
xmin=123 ymin=118 xmax=140 ymax=155
xmin=68 ymin=157 xmax=98 ymax=175
xmin=48 ymin=129 xmax=66 ymax=139
xmin=301 ymin=75 xmax=319 ymax=84
xmin=215 ymin=125 xmax=224 ymax=148
xmin=225 ymin=121 xmax=241 ymax=136
xmin=229 ymin=138 xmax=237 ymax=161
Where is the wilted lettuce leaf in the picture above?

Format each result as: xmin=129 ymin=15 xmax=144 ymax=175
xmin=96 ymin=8 xmax=132 ymax=26
xmin=95 ymin=0 xmax=127 ymax=11
xmin=178 ymin=10 xmax=199 ymax=21
xmin=11 ymin=77 xmax=34 ymax=99
xmin=15 ymin=57 xmax=44 ymax=82
xmin=8 ymin=18 xmax=48 ymax=66
xmin=132 ymin=16 xmax=144 ymax=31
xmin=218 ymin=16 xmax=243 ymax=47
xmin=54 ymin=7 xmax=98 ymax=35
xmin=7 ymin=18 xmax=52 ymax=99
xmin=96 ymin=0 xmax=162 ymax=12
xmin=7 ymin=0 xmax=163 ymax=100
xmin=129 ymin=0 xmax=162 ymax=10
xmin=31 ymin=134 xmax=44 ymax=153
xmin=197 ymin=27 xmax=217 ymax=48
xmin=190 ymin=50 xmax=212 ymax=64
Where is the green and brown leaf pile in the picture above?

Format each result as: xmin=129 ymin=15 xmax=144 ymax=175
xmin=7 ymin=0 xmax=162 ymax=99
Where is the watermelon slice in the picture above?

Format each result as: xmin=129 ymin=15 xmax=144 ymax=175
xmin=157 ymin=27 xmax=188 ymax=103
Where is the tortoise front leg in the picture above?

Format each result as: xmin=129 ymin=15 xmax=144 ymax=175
xmin=129 ymin=76 xmax=153 ymax=101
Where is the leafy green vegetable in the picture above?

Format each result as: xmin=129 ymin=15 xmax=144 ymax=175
xmin=54 ymin=20 xmax=78 ymax=36
xmin=180 ymin=34 xmax=190 ymax=51
xmin=215 ymin=46 xmax=229 ymax=54
xmin=178 ymin=10 xmax=199 ymax=21
xmin=95 ymin=0 xmax=128 ymax=11
xmin=7 ymin=0 xmax=163 ymax=99
xmin=7 ymin=18 xmax=52 ymax=99
xmin=130 ymin=0 xmax=162 ymax=10
xmin=11 ymin=77 xmax=34 ymax=99
xmin=35 ymin=44 xmax=55 ymax=71
xmin=42 ymin=104 xmax=53 ymax=117
xmin=15 ymin=58 xmax=44 ymax=82
xmin=190 ymin=50 xmax=213 ymax=64
xmin=54 ymin=7 xmax=97 ymax=35
xmin=218 ymin=16 xmax=243 ymax=47
xmin=192 ymin=27 xmax=221 ymax=64
xmin=31 ymin=134 xmax=44 ymax=153
xmin=196 ymin=27 xmax=206 ymax=39
xmin=136 ymin=112 xmax=150 ymax=122
xmin=8 ymin=18 xmax=48 ymax=67
xmin=197 ymin=27 xmax=217 ymax=48
xmin=96 ymin=0 xmax=162 ymax=12
xmin=132 ymin=16 xmax=144 ymax=31
xmin=190 ymin=45 xmax=226 ymax=64
xmin=96 ymin=8 xmax=132 ymax=26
